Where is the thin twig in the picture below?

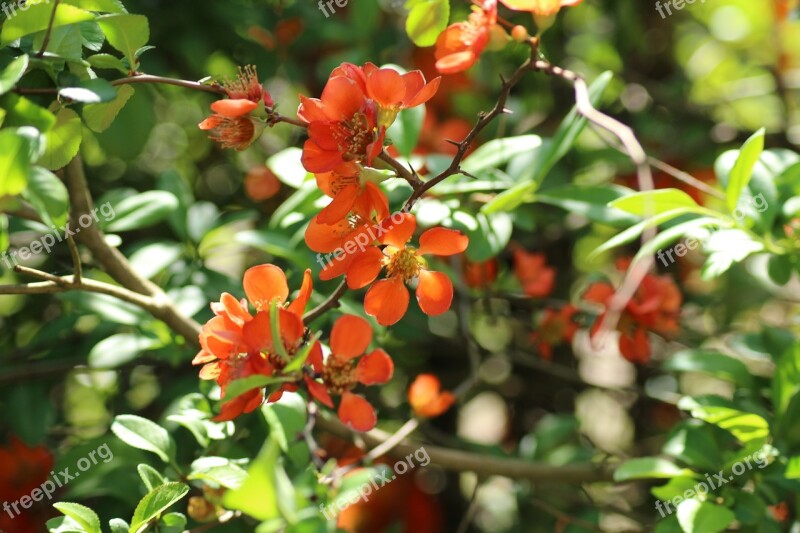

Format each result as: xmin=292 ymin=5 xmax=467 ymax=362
xmin=316 ymin=416 xmax=615 ymax=483
xmin=65 ymin=233 xmax=82 ymax=284
xmin=37 ymin=0 xmax=61 ymax=58
xmin=15 ymin=74 xmax=226 ymax=95
xmin=302 ymin=401 xmax=327 ymax=469
xmin=378 ymin=151 xmax=423 ymax=188
xmin=302 ymin=280 xmax=348 ymax=324
xmin=456 ymin=481 xmax=482 ymax=533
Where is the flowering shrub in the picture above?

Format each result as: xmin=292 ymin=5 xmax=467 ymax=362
xmin=1 ymin=1 xmax=800 ymax=532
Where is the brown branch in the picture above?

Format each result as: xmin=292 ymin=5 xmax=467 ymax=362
xmin=15 ymin=74 xmax=226 ymax=96
xmin=378 ymin=151 xmax=423 ymax=188
xmin=302 ymin=279 xmax=347 ymax=324
xmin=37 ymin=0 xmax=61 ymax=58
xmin=316 ymin=416 xmax=615 ymax=483
xmin=64 ymin=157 xmax=203 ymax=343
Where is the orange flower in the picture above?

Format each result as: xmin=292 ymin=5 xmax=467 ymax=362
xmin=305 ymin=315 xmax=394 ymax=432
xmin=531 ymin=305 xmax=578 ymax=360
xmin=584 ymin=271 xmax=681 ymax=364
xmin=199 ymin=66 xmax=272 ymax=150
xmin=298 ymin=74 xmax=385 ymax=173
xmin=408 ymin=374 xmax=455 ymax=418
xmin=499 ymin=0 xmax=583 ymax=16
xmin=349 ymin=213 xmax=469 ymax=325
xmin=192 ymin=264 xmax=314 ymax=420
xmin=333 ymin=62 xmax=441 ymax=128
xmin=0 ymin=436 xmax=54 ymax=533
xmin=315 ymin=162 xmax=390 ymax=225
xmin=462 ymin=256 xmax=499 ymax=288
xmin=244 ymin=166 xmax=282 ymax=201
xmin=513 ymin=249 xmax=555 ymax=298
xmin=434 ymin=0 xmax=498 ymax=74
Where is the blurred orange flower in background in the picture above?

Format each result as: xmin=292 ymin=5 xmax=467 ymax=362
xmin=408 ymin=374 xmax=455 ymax=418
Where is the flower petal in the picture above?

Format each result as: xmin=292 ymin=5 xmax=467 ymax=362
xmin=317 ymin=184 xmax=360 ymax=225
xmin=356 ymin=348 xmax=394 ymax=385
xmin=320 ymin=76 xmax=366 ymax=121
xmin=331 ymin=314 xmax=373 ymax=359
xmin=338 ymin=392 xmax=377 ymax=432
xmin=379 ymin=212 xmax=416 ymax=249
xmin=366 ymin=67 xmax=405 ymax=107
xmin=305 ymin=376 xmax=334 ymax=408
xmin=416 ymin=270 xmax=454 ymax=316
xmin=243 ymin=264 xmax=289 ymax=311
xmin=287 ymin=269 xmax=314 ymax=317
xmin=418 ymin=227 xmax=469 ymax=256
xmin=364 ymin=278 xmax=410 ymax=326
xmin=211 ymin=98 xmax=259 ymax=118
xmin=346 ymin=247 xmax=384 ymax=289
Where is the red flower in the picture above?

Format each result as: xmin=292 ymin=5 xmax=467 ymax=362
xmin=244 ymin=166 xmax=282 ymax=201
xmin=192 ymin=264 xmax=314 ymax=420
xmin=199 ymin=66 xmax=272 ymax=151
xmin=584 ymin=271 xmax=681 ymax=364
xmin=314 ymin=162 xmax=389 ymax=225
xmin=306 ymin=315 xmax=394 ymax=432
xmin=499 ymin=0 xmax=583 ymax=16
xmin=298 ymin=75 xmax=385 ymax=173
xmin=434 ymin=0 xmax=498 ymax=74
xmin=333 ymin=62 xmax=441 ymax=128
xmin=0 ymin=437 xmax=54 ymax=533
xmin=408 ymin=374 xmax=455 ymax=418
xmin=345 ymin=213 xmax=468 ymax=326
xmin=513 ymin=249 xmax=555 ymax=298
xmin=462 ymin=256 xmax=499 ymax=289
xmin=531 ymin=305 xmax=578 ymax=360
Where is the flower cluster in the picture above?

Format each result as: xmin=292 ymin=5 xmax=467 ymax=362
xmin=199 ymin=66 xmax=274 ymax=151
xmin=584 ymin=262 xmax=682 ymax=363
xmin=193 ymin=264 xmax=396 ymax=431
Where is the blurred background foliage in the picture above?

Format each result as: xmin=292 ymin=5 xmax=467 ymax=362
xmin=2 ymin=0 xmax=800 ymax=532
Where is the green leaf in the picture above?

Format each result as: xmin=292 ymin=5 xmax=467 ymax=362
xmin=137 ymin=464 xmax=166 ymax=491
xmin=47 ymin=515 xmax=87 ymax=532
xmin=482 ymin=72 xmax=613 ymax=214
xmin=87 ymin=53 xmax=128 ymax=73
xmin=103 ymin=191 xmax=179 ymax=232
xmin=609 ymin=189 xmax=702 ymax=218
xmin=677 ymin=396 xmax=769 ymax=446
xmin=405 ymin=0 xmax=449 ymax=47
xmin=262 ymin=392 xmax=307 ymax=455
xmin=664 ymin=350 xmax=752 ymax=387
xmin=1 ymin=93 xmax=57 ymax=132
xmin=613 ymin=457 xmax=696 ymax=481
xmin=767 ymin=254 xmax=793 ymax=285
xmin=462 ymin=135 xmax=543 ymax=175
xmin=0 ymin=130 xmax=31 ymax=195
xmin=40 ymin=108 xmax=83 ymax=170
xmin=387 ymin=103 xmax=425 ymax=158
xmin=59 ymin=78 xmax=116 ymax=103
xmin=96 ymin=14 xmax=150 ymax=70
xmin=591 ymin=208 xmax=696 ymax=259
xmin=725 ymin=128 xmax=765 ymax=212
xmin=157 ymin=512 xmax=186 ymax=533
xmin=109 ymin=518 xmax=129 ymax=533
xmin=0 ymin=55 xmax=30 ymax=95
xmin=1 ymin=3 xmax=95 ymax=45
xmin=111 ymin=414 xmax=173 ymax=462
xmin=536 ymin=184 xmax=641 ymax=227
xmin=63 ymin=0 xmax=128 ymax=13
xmin=662 ymin=421 xmax=720 ymax=471
xmin=82 ymin=84 xmax=134 ymax=132
xmin=25 ymin=167 xmax=69 ymax=227
xmin=88 ymin=332 xmax=160 ymax=368
xmin=651 ymin=476 xmax=699 ymax=502
xmin=284 ymin=333 xmax=321 ymax=373
xmin=129 ymin=482 xmax=189 ymax=533
xmin=266 ymin=147 xmax=309 ymax=188
xmin=223 ymin=437 xmax=281 ymax=521
xmin=53 ymin=502 xmax=101 ymax=533
xmin=188 ymin=458 xmax=248 ymax=489
xmin=676 ymin=499 xmax=735 ymax=533
xmin=223 ymin=375 xmax=292 ymax=402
